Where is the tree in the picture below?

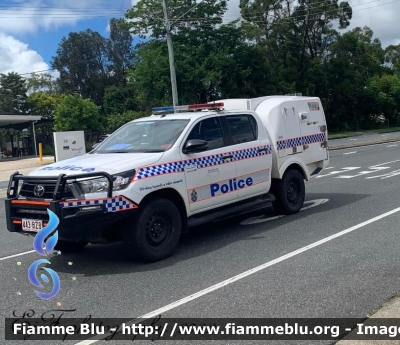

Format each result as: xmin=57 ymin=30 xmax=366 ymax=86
xmin=106 ymin=110 xmax=146 ymax=132
xmin=51 ymin=29 xmax=111 ymax=105
xmin=54 ymin=94 xmax=101 ymax=132
xmin=385 ymin=44 xmax=400 ymax=73
xmin=103 ymin=86 xmax=136 ymax=116
xmin=239 ymin=0 xmax=352 ymax=94
xmin=108 ymin=18 xmax=134 ymax=87
xmin=25 ymin=73 xmax=57 ymax=94
xmin=322 ymin=27 xmax=386 ymax=130
xmin=123 ymin=0 xmax=227 ymax=39
xmin=0 ymin=72 xmax=28 ymax=114
xmin=27 ymin=92 xmax=60 ymax=119
xmin=129 ymin=23 xmax=274 ymax=109
xmin=366 ymin=74 xmax=400 ymax=126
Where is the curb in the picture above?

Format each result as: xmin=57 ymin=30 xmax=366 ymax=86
xmin=329 ymin=137 xmax=400 ymax=151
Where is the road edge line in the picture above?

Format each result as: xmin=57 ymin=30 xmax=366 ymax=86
xmin=75 ymin=206 xmax=400 ymax=345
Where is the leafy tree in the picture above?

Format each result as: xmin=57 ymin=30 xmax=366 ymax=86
xmin=366 ymin=74 xmax=400 ymax=126
xmin=51 ymin=29 xmax=111 ymax=105
xmin=27 ymin=92 xmax=60 ymax=119
xmin=123 ymin=0 xmax=227 ymax=38
xmin=108 ymin=18 xmax=134 ymax=87
xmin=25 ymin=73 xmax=57 ymax=94
xmin=54 ymin=94 xmax=101 ymax=132
xmin=323 ymin=27 xmax=386 ymax=130
xmin=385 ymin=44 xmax=400 ymax=73
xmin=107 ymin=110 xmax=146 ymax=132
xmin=0 ymin=72 xmax=28 ymax=114
xmin=103 ymin=86 xmax=136 ymax=116
xmin=129 ymin=23 xmax=274 ymax=108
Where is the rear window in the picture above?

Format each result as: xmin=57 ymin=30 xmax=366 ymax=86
xmin=226 ymin=115 xmax=258 ymax=145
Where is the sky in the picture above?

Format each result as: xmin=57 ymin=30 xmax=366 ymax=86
xmin=0 ymin=0 xmax=399 ymax=76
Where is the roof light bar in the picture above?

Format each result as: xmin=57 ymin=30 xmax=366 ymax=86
xmin=152 ymin=102 xmax=224 ymax=114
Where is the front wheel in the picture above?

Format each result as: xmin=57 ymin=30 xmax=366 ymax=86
xmin=124 ymin=198 xmax=182 ymax=262
xmin=272 ymin=169 xmax=305 ymax=215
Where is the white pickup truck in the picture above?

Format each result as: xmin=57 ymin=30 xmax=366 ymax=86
xmin=5 ymin=96 xmax=329 ymax=262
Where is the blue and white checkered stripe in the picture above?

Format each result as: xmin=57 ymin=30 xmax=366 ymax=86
xmin=233 ymin=145 xmax=271 ymax=160
xmin=277 ymin=133 xmax=326 ymax=150
xmin=135 ymin=145 xmax=272 ymax=180
xmin=137 ymin=161 xmax=185 ymax=179
xmin=60 ymin=196 xmax=137 ymax=213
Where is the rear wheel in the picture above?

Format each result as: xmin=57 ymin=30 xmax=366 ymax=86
xmin=272 ymin=169 xmax=305 ymax=215
xmin=54 ymin=240 xmax=88 ymax=253
xmin=124 ymin=198 xmax=182 ymax=262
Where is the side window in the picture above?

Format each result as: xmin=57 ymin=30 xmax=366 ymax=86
xmin=226 ymin=115 xmax=258 ymax=145
xmin=186 ymin=117 xmax=225 ymax=151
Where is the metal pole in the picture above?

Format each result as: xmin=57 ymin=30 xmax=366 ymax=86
xmin=162 ymin=0 xmax=179 ymax=110
xmin=32 ymin=121 xmax=38 ymax=156
xmin=39 ymin=143 xmax=43 ymax=162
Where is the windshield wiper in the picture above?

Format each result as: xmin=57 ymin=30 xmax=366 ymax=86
xmin=95 ymin=149 xmax=164 ymax=154
xmin=141 ymin=149 xmax=164 ymax=153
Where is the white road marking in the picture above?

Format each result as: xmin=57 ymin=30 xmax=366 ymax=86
xmin=349 ymin=139 xmax=358 ymax=141
xmin=334 ymin=167 xmax=390 ymax=179
xmin=315 ymin=167 xmax=360 ymax=178
xmin=366 ymin=169 xmax=400 ymax=180
xmin=371 ymin=159 xmax=400 ymax=168
xmin=0 ymin=250 xmax=36 ymax=261
xmin=343 ymin=151 xmax=357 ymax=155
xmin=325 ymin=167 xmax=334 ymax=170
xmin=75 ymin=205 xmax=400 ymax=345
xmin=240 ymin=199 xmax=329 ymax=225
xmin=387 ymin=145 xmax=398 ymax=147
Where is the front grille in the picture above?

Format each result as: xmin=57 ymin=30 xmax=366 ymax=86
xmin=15 ymin=209 xmax=50 ymax=221
xmin=19 ymin=181 xmax=73 ymax=199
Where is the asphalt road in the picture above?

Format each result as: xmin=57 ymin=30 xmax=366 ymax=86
xmin=1 ymin=141 xmax=400 ymax=344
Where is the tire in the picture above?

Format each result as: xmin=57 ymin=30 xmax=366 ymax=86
xmin=272 ymin=169 xmax=305 ymax=215
xmin=54 ymin=240 xmax=88 ymax=253
xmin=124 ymin=198 xmax=182 ymax=262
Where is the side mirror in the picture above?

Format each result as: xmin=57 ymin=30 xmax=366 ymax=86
xmin=183 ymin=139 xmax=209 ymax=154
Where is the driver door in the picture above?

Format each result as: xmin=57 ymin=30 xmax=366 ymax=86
xmin=180 ymin=116 xmax=238 ymax=212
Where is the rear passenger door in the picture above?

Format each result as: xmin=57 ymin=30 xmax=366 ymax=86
xmin=180 ymin=116 xmax=238 ymax=213
xmin=225 ymin=114 xmax=272 ymax=200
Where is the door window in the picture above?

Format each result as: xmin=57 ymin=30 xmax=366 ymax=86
xmin=226 ymin=115 xmax=257 ymax=145
xmin=185 ymin=117 xmax=225 ymax=151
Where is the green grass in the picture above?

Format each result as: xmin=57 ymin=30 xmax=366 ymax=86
xmin=366 ymin=126 xmax=400 ymax=134
xmin=328 ymin=133 xmax=353 ymax=140
xmin=329 ymin=127 xmax=400 ymax=140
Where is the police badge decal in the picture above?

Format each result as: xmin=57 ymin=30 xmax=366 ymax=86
xmin=191 ymin=190 xmax=198 ymax=202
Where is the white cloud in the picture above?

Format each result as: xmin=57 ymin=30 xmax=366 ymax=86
xmin=347 ymin=0 xmax=400 ymax=47
xmin=0 ymin=0 xmax=130 ymax=35
xmin=0 ymin=31 xmax=58 ymax=77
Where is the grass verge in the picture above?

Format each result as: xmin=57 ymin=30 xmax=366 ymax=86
xmin=329 ymin=127 xmax=400 ymax=140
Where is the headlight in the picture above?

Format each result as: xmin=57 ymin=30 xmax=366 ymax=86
xmin=77 ymin=170 xmax=136 ymax=194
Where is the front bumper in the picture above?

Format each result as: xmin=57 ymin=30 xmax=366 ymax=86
xmin=5 ymin=171 xmax=138 ymax=243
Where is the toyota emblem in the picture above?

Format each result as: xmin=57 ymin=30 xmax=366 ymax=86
xmin=33 ymin=185 xmax=45 ymax=197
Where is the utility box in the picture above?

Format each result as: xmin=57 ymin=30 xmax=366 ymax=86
xmin=53 ymin=131 xmax=86 ymax=162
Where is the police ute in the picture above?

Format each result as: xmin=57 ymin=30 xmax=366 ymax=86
xmin=5 ymin=96 xmax=329 ymax=262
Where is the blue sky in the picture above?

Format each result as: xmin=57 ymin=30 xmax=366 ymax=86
xmin=0 ymin=0 xmax=133 ymax=75
xmin=19 ymin=18 xmax=114 ymax=65
xmin=0 ymin=0 xmax=399 ymax=76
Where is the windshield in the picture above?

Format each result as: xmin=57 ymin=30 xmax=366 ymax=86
xmin=93 ymin=119 xmax=190 ymax=153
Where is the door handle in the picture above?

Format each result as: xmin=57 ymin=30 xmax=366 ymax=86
xmin=222 ymin=154 xmax=233 ymax=160
xmin=258 ymin=148 xmax=267 ymax=152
